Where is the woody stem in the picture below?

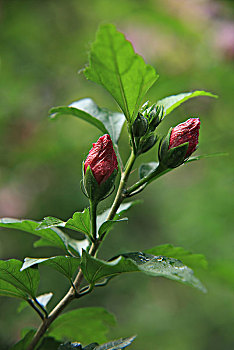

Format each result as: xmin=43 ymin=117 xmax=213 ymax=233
xmin=27 ymin=151 xmax=136 ymax=350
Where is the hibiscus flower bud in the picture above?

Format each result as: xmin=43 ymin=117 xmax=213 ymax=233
xmin=159 ymin=118 xmax=200 ymax=168
xmin=132 ymin=113 xmax=148 ymax=138
xmin=83 ymin=134 xmax=118 ymax=201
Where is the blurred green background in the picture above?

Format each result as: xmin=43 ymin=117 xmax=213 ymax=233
xmin=0 ymin=0 xmax=234 ymax=349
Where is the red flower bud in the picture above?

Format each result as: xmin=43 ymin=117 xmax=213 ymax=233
xmin=169 ymin=118 xmax=200 ymax=158
xmin=84 ymin=134 xmax=118 ymax=185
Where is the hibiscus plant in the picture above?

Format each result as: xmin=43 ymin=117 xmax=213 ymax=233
xmin=0 ymin=24 xmax=218 ymax=350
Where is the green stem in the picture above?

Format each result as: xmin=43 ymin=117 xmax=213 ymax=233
xmin=26 ymin=151 xmax=137 ymax=350
xmin=106 ymin=150 xmax=136 ymax=222
xmin=90 ymin=200 xmax=97 ymax=241
xmin=126 ymin=163 xmax=169 ymax=196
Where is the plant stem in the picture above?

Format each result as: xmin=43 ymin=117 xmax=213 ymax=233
xmin=28 ymin=300 xmax=44 ymax=321
xmin=90 ymin=200 xmax=97 ymax=241
xmin=26 ymin=151 xmax=136 ymax=350
xmin=106 ymin=150 xmax=136 ymax=222
xmin=125 ymin=163 xmax=169 ymax=196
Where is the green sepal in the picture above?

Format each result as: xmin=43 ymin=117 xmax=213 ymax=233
xmin=132 ymin=113 xmax=148 ymax=138
xmin=148 ymin=104 xmax=164 ymax=131
xmin=83 ymin=164 xmax=117 ymax=202
xmin=138 ymin=132 xmax=157 ymax=155
xmin=159 ymin=128 xmax=190 ymax=168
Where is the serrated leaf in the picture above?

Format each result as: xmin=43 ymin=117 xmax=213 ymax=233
xmin=84 ymin=24 xmax=158 ymax=123
xmin=157 ymin=90 xmax=217 ymax=117
xmin=10 ymin=330 xmax=35 ymax=350
xmin=38 ymin=209 xmax=91 ymax=238
xmin=81 ymin=251 xmax=206 ymax=292
xmin=0 ymin=259 xmax=39 ymax=299
xmin=21 ymin=256 xmax=80 ymax=281
xmin=0 ymin=218 xmax=68 ymax=251
xmin=145 ymin=244 xmax=207 ymax=270
xmin=0 ymin=217 xmax=88 ymax=256
xmin=95 ymin=335 xmax=136 ymax=350
xmin=48 ymin=307 xmax=116 ymax=344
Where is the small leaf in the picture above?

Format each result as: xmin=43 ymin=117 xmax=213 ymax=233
xmin=95 ymin=335 xmax=136 ymax=350
xmin=21 ymin=256 xmax=80 ymax=281
xmin=66 ymin=209 xmax=91 ymax=236
xmin=84 ymin=24 xmax=158 ymax=123
xmin=48 ymin=307 xmax=116 ymax=344
xmin=0 ymin=259 xmax=39 ymax=298
xmin=10 ymin=330 xmax=35 ymax=350
xmin=145 ymin=244 xmax=208 ymax=270
xmin=81 ymin=251 xmax=206 ymax=292
xmin=38 ymin=209 xmax=91 ymax=238
xmin=157 ymin=90 xmax=217 ymax=117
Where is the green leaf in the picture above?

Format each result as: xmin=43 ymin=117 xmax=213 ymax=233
xmin=95 ymin=335 xmax=136 ymax=350
xmin=21 ymin=256 xmax=80 ymax=281
xmin=0 ymin=217 xmax=89 ymax=256
xmin=38 ymin=209 xmax=91 ymax=238
xmin=10 ymin=330 xmax=35 ymax=350
xmin=157 ymin=90 xmax=217 ymax=117
xmin=50 ymin=105 xmax=107 ymax=133
xmin=145 ymin=244 xmax=207 ymax=270
xmin=38 ymin=337 xmax=61 ymax=350
xmin=81 ymin=251 xmax=206 ymax=292
xmin=50 ymin=99 xmax=125 ymax=145
xmin=0 ymin=279 xmax=27 ymax=299
xmin=0 ymin=259 xmax=39 ymax=299
xmin=185 ymin=152 xmax=228 ymax=164
xmin=84 ymin=24 xmax=158 ymax=123
xmin=97 ymin=201 xmax=140 ymax=232
xmin=98 ymin=218 xmax=128 ymax=238
xmin=97 ymin=201 xmax=140 ymax=238
xmin=0 ymin=218 xmax=68 ymax=251
xmin=48 ymin=307 xmax=116 ymax=344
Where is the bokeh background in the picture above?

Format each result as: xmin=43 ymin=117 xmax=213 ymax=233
xmin=0 ymin=0 xmax=234 ymax=349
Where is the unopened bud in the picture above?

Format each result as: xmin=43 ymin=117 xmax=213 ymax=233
xmin=159 ymin=118 xmax=200 ymax=168
xmin=83 ymin=134 xmax=118 ymax=201
xmin=132 ymin=113 xmax=148 ymax=137
xmin=138 ymin=133 xmax=157 ymax=154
